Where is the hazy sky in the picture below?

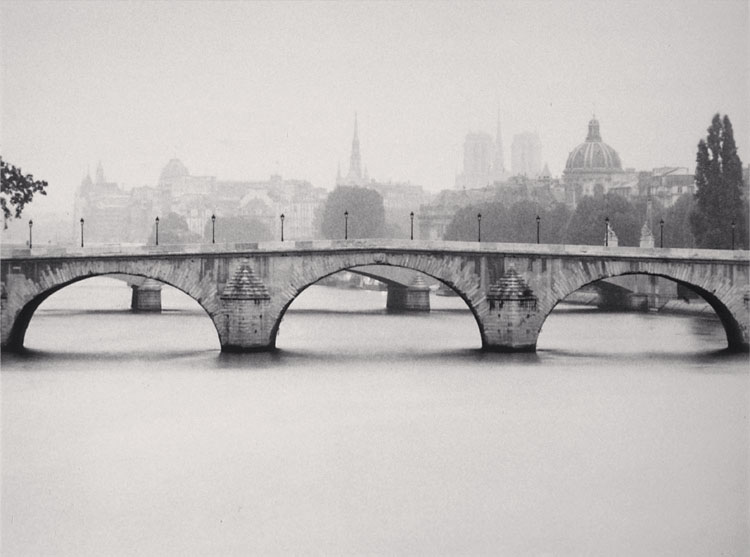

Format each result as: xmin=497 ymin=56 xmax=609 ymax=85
xmin=2 ymin=0 xmax=748 ymax=210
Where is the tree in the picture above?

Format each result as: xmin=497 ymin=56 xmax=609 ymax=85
xmin=690 ymin=114 xmax=747 ymax=249
xmin=203 ymin=215 xmax=271 ymax=243
xmin=319 ymin=186 xmax=386 ymax=239
xmin=658 ymin=194 xmax=695 ymax=248
xmin=506 ymin=200 xmax=540 ymax=243
xmin=148 ymin=212 xmax=200 ymax=245
xmin=564 ymin=193 xmax=641 ymax=246
xmin=541 ymin=202 xmax=573 ymax=245
xmin=444 ymin=201 xmax=573 ymax=244
xmin=444 ymin=202 xmax=509 ymax=242
xmin=1 ymin=157 xmax=48 ymax=227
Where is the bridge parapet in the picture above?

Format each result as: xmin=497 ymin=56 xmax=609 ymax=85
xmin=3 ymin=240 xmax=748 ymax=264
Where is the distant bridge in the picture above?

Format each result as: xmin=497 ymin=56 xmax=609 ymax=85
xmin=2 ymin=240 xmax=748 ymax=352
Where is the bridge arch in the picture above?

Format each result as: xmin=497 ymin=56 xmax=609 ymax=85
xmin=267 ymin=254 xmax=488 ymax=348
xmin=535 ymin=263 xmax=748 ymax=352
xmin=3 ymin=268 xmax=223 ymax=352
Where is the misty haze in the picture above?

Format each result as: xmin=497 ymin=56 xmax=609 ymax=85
xmin=1 ymin=1 xmax=748 ymax=556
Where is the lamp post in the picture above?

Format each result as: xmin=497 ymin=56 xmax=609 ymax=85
xmin=155 ymin=216 xmax=159 ymax=246
xmin=731 ymin=220 xmax=736 ymax=250
xmin=477 ymin=213 xmax=482 ymax=242
xmin=80 ymin=217 xmax=85 ymax=248
xmin=280 ymin=213 xmax=285 ymax=242
xmin=211 ymin=214 xmax=216 ymax=244
xmin=28 ymin=219 xmax=33 ymax=249
xmin=344 ymin=210 xmax=349 ymax=240
xmin=410 ymin=211 xmax=414 ymax=240
xmin=536 ymin=215 xmax=541 ymax=244
xmin=604 ymin=216 xmax=609 ymax=247
xmin=659 ymin=218 xmax=664 ymax=248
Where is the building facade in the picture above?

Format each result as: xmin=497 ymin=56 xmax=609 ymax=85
xmin=73 ymin=162 xmax=141 ymax=244
xmin=511 ymin=132 xmax=542 ymax=177
xmin=456 ymin=114 xmax=509 ymax=189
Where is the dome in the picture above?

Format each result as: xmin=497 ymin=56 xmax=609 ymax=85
xmin=564 ymin=117 xmax=622 ymax=173
xmin=159 ymin=158 xmax=189 ymax=184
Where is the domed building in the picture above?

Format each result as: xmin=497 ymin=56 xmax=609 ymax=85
xmin=159 ymin=158 xmax=190 ymax=188
xmin=563 ymin=117 xmax=630 ymax=202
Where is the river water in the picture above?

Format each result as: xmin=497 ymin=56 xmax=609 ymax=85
xmin=2 ymin=277 xmax=748 ymax=556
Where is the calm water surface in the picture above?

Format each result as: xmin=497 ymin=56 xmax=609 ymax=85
xmin=2 ymin=277 xmax=748 ymax=556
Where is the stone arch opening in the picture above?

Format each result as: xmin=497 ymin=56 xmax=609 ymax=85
xmin=269 ymin=263 xmax=485 ymax=350
xmin=539 ymin=271 xmax=746 ymax=352
xmin=6 ymin=273 xmax=222 ymax=352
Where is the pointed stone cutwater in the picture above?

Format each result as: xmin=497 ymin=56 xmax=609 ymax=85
xmin=487 ymin=267 xmax=537 ymax=311
xmin=485 ymin=267 xmax=539 ymax=352
xmin=220 ymin=261 xmax=272 ymax=351
xmin=220 ymin=261 xmax=270 ymax=301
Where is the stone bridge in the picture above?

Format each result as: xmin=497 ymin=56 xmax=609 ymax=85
xmin=2 ymin=240 xmax=748 ymax=353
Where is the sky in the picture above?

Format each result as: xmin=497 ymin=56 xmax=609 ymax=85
xmin=1 ymin=0 xmax=748 ymax=212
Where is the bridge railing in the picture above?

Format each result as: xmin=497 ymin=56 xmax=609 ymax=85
xmin=2 ymin=239 xmax=748 ymax=264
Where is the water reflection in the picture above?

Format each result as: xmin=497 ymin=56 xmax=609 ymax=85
xmin=2 ymin=278 xmax=747 ymax=556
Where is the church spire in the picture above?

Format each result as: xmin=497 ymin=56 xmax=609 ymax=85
xmin=346 ymin=112 xmax=363 ymax=184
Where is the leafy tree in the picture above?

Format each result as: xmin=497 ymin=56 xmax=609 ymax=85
xmin=506 ymin=200 xmax=540 ymax=243
xmin=148 ymin=212 xmax=200 ymax=245
xmin=203 ymin=215 xmax=271 ymax=243
xmin=320 ymin=186 xmax=386 ymax=239
xmin=690 ymin=114 xmax=747 ymax=249
xmin=656 ymin=194 xmax=695 ymax=248
xmin=444 ymin=202 xmax=509 ymax=242
xmin=444 ymin=201 xmax=573 ymax=244
xmin=541 ymin=202 xmax=573 ymax=245
xmin=1 ymin=157 xmax=48 ymax=227
xmin=564 ymin=193 xmax=641 ymax=246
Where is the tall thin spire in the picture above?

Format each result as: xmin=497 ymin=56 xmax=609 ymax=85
xmin=347 ymin=112 xmax=363 ymax=183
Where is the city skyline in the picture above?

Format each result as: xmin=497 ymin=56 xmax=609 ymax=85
xmin=2 ymin=0 xmax=748 ymax=211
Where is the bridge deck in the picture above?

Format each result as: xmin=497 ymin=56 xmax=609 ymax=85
xmin=2 ymin=239 xmax=747 ymax=265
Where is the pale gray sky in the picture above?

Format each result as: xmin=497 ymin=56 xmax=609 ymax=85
xmin=1 ymin=0 xmax=748 ymax=210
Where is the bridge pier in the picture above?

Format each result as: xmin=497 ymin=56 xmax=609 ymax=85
xmin=386 ymin=276 xmax=431 ymax=312
xmin=130 ymin=279 xmax=163 ymax=312
xmin=218 ymin=262 xmax=276 ymax=351
xmin=482 ymin=269 xmax=541 ymax=352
